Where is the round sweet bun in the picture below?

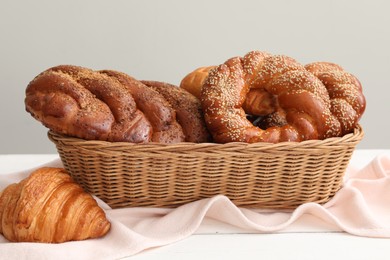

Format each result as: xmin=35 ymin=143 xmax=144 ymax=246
xmin=179 ymin=66 xmax=214 ymax=99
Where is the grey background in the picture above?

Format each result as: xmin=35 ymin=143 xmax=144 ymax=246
xmin=1 ymin=0 xmax=389 ymax=154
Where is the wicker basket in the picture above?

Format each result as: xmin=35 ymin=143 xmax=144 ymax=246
xmin=48 ymin=125 xmax=363 ymax=209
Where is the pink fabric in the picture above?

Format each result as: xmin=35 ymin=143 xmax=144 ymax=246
xmin=1 ymin=155 xmax=390 ymax=259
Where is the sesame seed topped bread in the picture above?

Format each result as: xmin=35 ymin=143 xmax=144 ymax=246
xmin=199 ymin=50 xmax=365 ymax=143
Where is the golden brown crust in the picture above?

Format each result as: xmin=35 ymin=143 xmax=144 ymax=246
xmin=180 ymin=65 xmax=280 ymax=118
xmin=305 ymin=62 xmax=366 ymax=136
xmin=242 ymin=88 xmax=277 ymax=116
xmin=141 ymin=80 xmax=212 ymax=143
xmin=0 ymin=167 xmax=110 ymax=243
xmin=201 ymin=50 xmax=364 ymax=143
xmin=25 ymin=65 xmax=153 ymax=143
xmin=25 ymin=65 xmax=188 ymax=144
xmin=180 ymin=66 xmax=214 ymax=99
xmin=100 ymin=71 xmax=185 ymax=143
xmin=25 ymin=69 xmax=115 ymax=141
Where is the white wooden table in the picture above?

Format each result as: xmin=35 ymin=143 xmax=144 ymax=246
xmin=1 ymin=149 xmax=389 ymax=260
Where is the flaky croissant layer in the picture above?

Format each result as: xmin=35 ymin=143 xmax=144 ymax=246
xmin=0 ymin=167 xmax=110 ymax=243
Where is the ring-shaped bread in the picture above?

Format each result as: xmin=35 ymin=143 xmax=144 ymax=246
xmin=200 ymin=51 xmax=365 ymax=143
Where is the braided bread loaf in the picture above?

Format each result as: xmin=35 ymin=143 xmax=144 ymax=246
xmin=25 ymin=65 xmax=210 ymax=143
xmin=141 ymin=80 xmax=211 ymax=143
xmin=200 ymin=51 xmax=365 ymax=143
xmin=304 ymin=62 xmax=366 ymax=136
xmin=99 ymin=70 xmax=185 ymax=143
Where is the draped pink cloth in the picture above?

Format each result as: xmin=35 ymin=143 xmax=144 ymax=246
xmin=1 ymin=154 xmax=389 ymax=260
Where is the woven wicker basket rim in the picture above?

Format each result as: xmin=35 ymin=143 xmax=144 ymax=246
xmin=48 ymin=125 xmax=364 ymax=154
xmin=48 ymin=125 xmax=364 ymax=209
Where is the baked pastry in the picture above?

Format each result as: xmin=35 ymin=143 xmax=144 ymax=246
xmin=141 ymin=80 xmax=211 ymax=142
xmin=257 ymin=62 xmax=366 ymax=133
xmin=200 ymin=50 xmax=365 ymax=143
xmin=305 ymin=62 xmax=366 ymax=136
xmin=0 ymin=167 xmax=110 ymax=243
xmin=180 ymin=66 xmax=214 ymax=99
xmin=25 ymin=65 xmax=153 ymax=142
xmin=25 ymin=65 xmax=186 ymax=143
xmin=179 ymin=64 xmax=278 ymax=117
xmin=100 ymin=70 xmax=185 ymax=143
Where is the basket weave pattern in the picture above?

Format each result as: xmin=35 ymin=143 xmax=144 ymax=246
xmin=48 ymin=125 xmax=363 ymax=209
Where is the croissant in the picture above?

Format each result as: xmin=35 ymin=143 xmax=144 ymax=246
xmin=0 ymin=167 xmax=110 ymax=243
